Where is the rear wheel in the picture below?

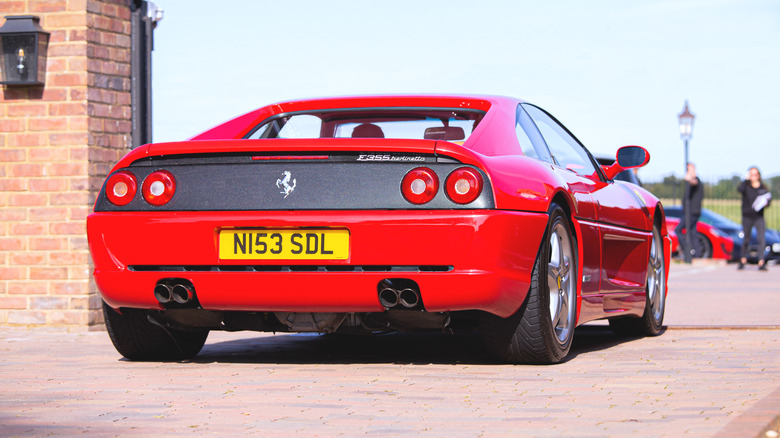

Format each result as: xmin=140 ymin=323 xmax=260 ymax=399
xmin=103 ymin=301 xmax=209 ymax=361
xmin=609 ymin=223 xmax=666 ymax=336
xmin=482 ymin=203 xmax=577 ymax=364
xmin=695 ymin=234 xmax=712 ymax=259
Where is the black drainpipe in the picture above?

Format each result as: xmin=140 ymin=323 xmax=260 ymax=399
xmin=130 ymin=0 xmax=162 ymax=148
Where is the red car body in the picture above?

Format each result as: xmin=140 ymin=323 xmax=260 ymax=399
xmin=88 ymin=95 xmax=670 ymax=364
xmin=666 ymin=216 xmax=734 ymax=260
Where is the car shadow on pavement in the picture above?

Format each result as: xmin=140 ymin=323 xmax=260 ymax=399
xmin=188 ymin=324 xmax=654 ymax=366
xmin=567 ymin=324 xmax=667 ymax=360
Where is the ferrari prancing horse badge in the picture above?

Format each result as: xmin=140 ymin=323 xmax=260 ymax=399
xmin=276 ymin=171 xmax=296 ymax=198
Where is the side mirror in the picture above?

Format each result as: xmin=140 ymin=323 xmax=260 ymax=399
xmin=603 ymin=145 xmax=650 ymax=180
xmin=617 ymin=145 xmax=650 ymax=168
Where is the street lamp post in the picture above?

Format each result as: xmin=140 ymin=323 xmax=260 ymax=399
xmin=678 ymin=100 xmax=695 ymax=262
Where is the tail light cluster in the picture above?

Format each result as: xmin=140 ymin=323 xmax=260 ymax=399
xmin=141 ymin=170 xmax=176 ymax=206
xmin=105 ymin=170 xmax=176 ymax=207
xmin=105 ymin=171 xmax=137 ymax=206
xmin=401 ymin=168 xmax=439 ymax=205
xmin=401 ymin=167 xmax=483 ymax=205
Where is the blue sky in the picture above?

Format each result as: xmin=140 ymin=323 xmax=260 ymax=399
xmin=151 ymin=0 xmax=780 ymax=181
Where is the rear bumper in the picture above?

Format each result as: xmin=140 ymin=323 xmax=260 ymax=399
xmin=88 ymin=210 xmax=548 ymax=318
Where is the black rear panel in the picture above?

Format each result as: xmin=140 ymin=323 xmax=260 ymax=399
xmin=94 ymin=153 xmax=494 ymax=211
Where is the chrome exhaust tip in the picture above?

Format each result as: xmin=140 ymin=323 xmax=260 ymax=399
xmin=378 ymin=279 xmax=423 ymax=310
xmin=399 ymin=288 xmax=420 ymax=308
xmin=153 ymin=283 xmax=173 ymax=304
xmin=379 ymin=287 xmax=400 ymax=308
xmin=171 ymin=283 xmax=194 ymax=304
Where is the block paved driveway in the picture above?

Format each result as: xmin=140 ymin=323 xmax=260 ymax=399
xmin=1 ymin=261 xmax=778 ymax=437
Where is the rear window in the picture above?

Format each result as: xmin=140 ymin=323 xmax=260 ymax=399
xmin=245 ymin=109 xmax=485 ymax=142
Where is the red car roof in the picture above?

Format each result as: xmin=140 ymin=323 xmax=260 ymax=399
xmin=191 ymin=95 xmax=520 ymax=141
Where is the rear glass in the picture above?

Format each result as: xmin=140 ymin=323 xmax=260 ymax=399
xmin=245 ymin=109 xmax=485 ymax=142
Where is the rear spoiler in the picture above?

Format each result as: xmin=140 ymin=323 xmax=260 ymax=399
xmin=112 ymin=138 xmax=488 ymax=171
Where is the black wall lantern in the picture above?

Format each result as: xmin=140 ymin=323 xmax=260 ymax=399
xmin=0 ymin=15 xmax=49 ymax=86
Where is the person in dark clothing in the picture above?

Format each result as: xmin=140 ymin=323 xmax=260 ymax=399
xmin=674 ymin=163 xmax=703 ymax=263
xmin=737 ymin=166 xmax=772 ymax=270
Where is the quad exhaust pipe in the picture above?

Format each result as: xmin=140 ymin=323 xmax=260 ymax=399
xmin=153 ymin=283 xmax=173 ymax=303
xmin=171 ymin=283 xmax=194 ymax=304
xmin=154 ymin=279 xmax=196 ymax=305
xmin=379 ymin=287 xmax=400 ymax=307
xmin=378 ymin=279 xmax=422 ymax=310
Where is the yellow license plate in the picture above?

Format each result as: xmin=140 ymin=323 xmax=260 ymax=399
xmin=218 ymin=229 xmax=350 ymax=260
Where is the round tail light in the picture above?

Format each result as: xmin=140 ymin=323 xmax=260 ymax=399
xmin=401 ymin=167 xmax=439 ymax=205
xmin=142 ymin=170 xmax=176 ymax=206
xmin=445 ymin=167 xmax=483 ymax=204
xmin=105 ymin=171 xmax=137 ymax=206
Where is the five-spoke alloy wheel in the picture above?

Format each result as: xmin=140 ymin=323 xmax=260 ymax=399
xmin=482 ymin=202 xmax=578 ymax=364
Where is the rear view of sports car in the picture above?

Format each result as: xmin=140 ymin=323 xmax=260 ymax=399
xmin=88 ymin=95 xmax=670 ymax=364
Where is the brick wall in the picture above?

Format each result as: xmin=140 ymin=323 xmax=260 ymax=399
xmin=0 ymin=0 xmax=132 ymax=330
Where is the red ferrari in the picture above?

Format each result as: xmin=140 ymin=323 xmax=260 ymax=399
xmin=666 ymin=215 xmax=735 ymax=260
xmin=88 ymin=95 xmax=670 ymax=364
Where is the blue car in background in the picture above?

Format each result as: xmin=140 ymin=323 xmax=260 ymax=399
xmin=664 ymin=205 xmax=780 ymax=263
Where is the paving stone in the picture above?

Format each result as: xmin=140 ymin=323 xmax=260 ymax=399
xmin=0 ymin=260 xmax=778 ymax=436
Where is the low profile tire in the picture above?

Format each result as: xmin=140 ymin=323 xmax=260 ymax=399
xmin=481 ymin=203 xmax=578 ymax=364
xmin=609 ymin=223 xmax=666 ymax=337
xmin=102 ymin=301 xmax=209 ymax=361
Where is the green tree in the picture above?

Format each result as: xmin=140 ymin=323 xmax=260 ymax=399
xmin=709 ymin=175 xmax=741 ymax=199
xmin=768 ymin=175 xmax=779 ymax=199
xmin=643 ymin=174 xmax=681 ymax=200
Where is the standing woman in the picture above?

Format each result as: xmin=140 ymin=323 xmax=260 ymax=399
xmin=737 ymin=166 xmax=772 ymax=270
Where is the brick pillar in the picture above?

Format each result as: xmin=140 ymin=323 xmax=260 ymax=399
xmin=0 ymin=0 xmax=132 ymax=330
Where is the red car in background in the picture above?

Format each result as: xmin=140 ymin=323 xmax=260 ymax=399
xmin=88 ymin=95 xmax=670 ymax=364
xmin=664 ymin=205 xmax=780 ymax=262
xmin=666 ymin=213 xmax=735 ymax=260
